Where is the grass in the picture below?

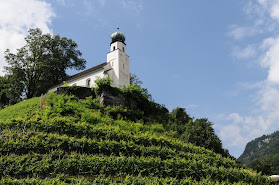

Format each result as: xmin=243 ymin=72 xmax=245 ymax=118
xmin=0 ymin=93 xmax=275 ymax=184
xmin=0 ymin=97 xmax=40 ymax=122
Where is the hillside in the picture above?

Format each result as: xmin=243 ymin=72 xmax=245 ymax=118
xmin=238 ymin=131 xmax=279 ymax=175
xmin=0 ymin=87 xmax=275 ymax=184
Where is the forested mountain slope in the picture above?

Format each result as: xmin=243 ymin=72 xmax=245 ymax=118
xmin=238 ymin=131 xmax=279 ymax=175
xmin=0 ymin=85 xmax=275 ymax=184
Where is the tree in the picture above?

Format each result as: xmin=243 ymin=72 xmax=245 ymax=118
xmin=171 ymin=107 xmax=192 ymax=135
xmin=129 ymin=73 xmax=151 ymax=100
xmin=0 ymin=76 xmax=9 ymax=107
xmin=183 ymin=118 xmax=228 ymax=156
xmin=248 ymin=156 xmax=273 ymax=175
xmin=4 ymin=28 xmax=86 ymax=99
xmin=0 ymin=75 xmax=22 ymax=107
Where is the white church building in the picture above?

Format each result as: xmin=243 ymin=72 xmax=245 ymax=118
xmin=49 ymin=29 xmax=130 ymax=92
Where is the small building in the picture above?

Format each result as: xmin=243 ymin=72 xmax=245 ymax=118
xmin=49 ymin=28 xmax=130 ymax=92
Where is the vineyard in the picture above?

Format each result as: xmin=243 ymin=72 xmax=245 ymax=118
xmin=0 ymin=92 xmax=275 ymax=184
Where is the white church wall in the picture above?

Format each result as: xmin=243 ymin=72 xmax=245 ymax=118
xmin=48 ymin=30 xmax=130 ymax=93
xmin=48 ymin=68 xmax=105 ymax=92
xmin=66 ymin=69 xmax=105 ymax=87
xmin=110 ymin=42 xmax=126 ymax=53
xmin=118 ymin=51 xmax=130 ymax=87
xmin=107 ymin=41 xmax=130 ymax=87
xmin=107 ymin=50 xmax=120 ymax=86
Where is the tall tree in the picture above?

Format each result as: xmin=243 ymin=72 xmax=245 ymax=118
xmin=0 ymin=75 xmax=22 ymax=107
xmin=183 ymin=118 xmax=232 ymax=157
xmin=171 ymin=107 xmax=192 ymax=135
xmin=4 ymin=28 xmax=86 ymax=99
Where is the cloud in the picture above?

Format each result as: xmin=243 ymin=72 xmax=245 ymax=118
xmin=228 ymin=25 xmax=260 ymax=40
xmin=0 ymin=0 xmax=55 ymax=75
xmin=257 ymin=0 xmax=279 ymax=22
xmin=98 ymin=0 xmax=106 ymax=6
xmin=121 ymin=0 xmax=143 ymax=14
xmin=220 ymin=0 xmax=279 ymax=157
xmin=259 ymin=37 xmax=279 ymax=83
xmin=218 ymin=113 xmax=270 ymax=147
xmin=232 ymin=45 xmax=257 ymax=59
xmin=228 ymin=0 xmax=279 ymax=41
xmin=55 ymin=0 xmax=66 ymax=6
xmin=185 ymin=104 xmax=199 ymax=109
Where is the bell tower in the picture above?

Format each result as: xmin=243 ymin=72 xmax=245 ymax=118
xmin=107 ymin=28 xmax=130 ymax=87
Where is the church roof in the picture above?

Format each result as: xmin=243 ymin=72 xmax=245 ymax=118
xmin=50 ymin=62 xmax=107 ymax=88
xmin=67 ymin=62 xmax=107 ymax=81
xmin=111 ymin=28 xmax=126 ymax=45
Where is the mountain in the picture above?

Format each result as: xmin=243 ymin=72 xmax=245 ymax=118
xmin=0 ymin=85 xmax=275 ymax=184
xmin=238 ymin=131 xmax=279 ymax=175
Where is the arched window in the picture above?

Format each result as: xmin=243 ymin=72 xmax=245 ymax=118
xmin=86 ymin=79 xmax=91 ymax=87
xmin=123 ymin=47 xmax=125 ymax=52
xmin=113 ymin=46 xmax=115 ymax=51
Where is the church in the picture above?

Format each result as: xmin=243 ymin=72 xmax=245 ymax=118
xmin=49 ymin=29 xmax=130 ymax=92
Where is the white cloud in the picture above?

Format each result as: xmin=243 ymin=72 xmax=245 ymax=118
xmin=257 ymin=0 xmax=279 ymax=22
xmin=221 ymin=0 xmax=279 ymax=157
xmin=233 ymin=45 xmax=257 ymax=59
xmin=121 ymin=0 xmax=143 ymax=14
xmin=0 ymin=0 xmax=55 ymax=75
xmin=259 ymin=37 xmax=279 ymax=83
xmin=185 ymin=104 xmax=199 ymax=110
xmin=228 ymin=25 xmax=260 ymax=40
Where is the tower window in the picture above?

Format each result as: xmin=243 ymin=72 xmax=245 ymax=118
xmin=123 ymin=64 xmax=125 ymax=69
xmin=123 ymin=47 xmax=125 ymax=52
xmin=113 ymin=46 xmax=115 ymax=51
xmin=86 ymin=79 xmax=91 ymax=87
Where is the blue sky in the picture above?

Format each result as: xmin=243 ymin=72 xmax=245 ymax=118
xmin=1 ymin=0 xmax=279 ymax=158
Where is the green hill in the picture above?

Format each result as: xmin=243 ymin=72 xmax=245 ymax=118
xmin=238 ymin=131 xmax=279 ymax=175
xmin=0 ymin=87 xmax=275 ymax=184
xmin=0 ymin=97 xmax=40 ymax=121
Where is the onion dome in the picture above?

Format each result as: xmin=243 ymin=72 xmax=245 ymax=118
xmin=111 ymin=28 xmax=126 ymax=44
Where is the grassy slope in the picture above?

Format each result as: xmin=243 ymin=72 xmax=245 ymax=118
xmin=0 ymin=97 xmax=40 ymax=122
xmin=0 ymin=93 xmax=274 ymax=184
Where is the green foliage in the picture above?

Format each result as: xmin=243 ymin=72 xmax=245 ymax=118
xmin=170 ymin=107 xmax=192 ymax=135
xmin=247 ymin=156 xmax=274 ymax=175
xmin=168 ymin=108 xmax=232 ymax=159
xmin=0 ymin=76 xmax=10 ymax=107
xmin=0 ymin=97 xmax=40 ymax=121
xmin=238 ymin=130 xmax=279 ymax=175
xmin=183 ymin=119 xmax=224 ymax=155
xmin=95 ymin=75 xmax=112 ymax=87
xmin=0 ymin=75 xmax=22 ymax=107
xmin=4 ymin=28 xmax=86 ymax=99
xmin=129 ymin=73 xmax=151 ymax=100
xmin=238 ymin=131 xmax=279 ymax=164
xmin=0 ymin=90 xmax=274 ymax=184
xmin=94 ymin=76 xmax=113 ymax=95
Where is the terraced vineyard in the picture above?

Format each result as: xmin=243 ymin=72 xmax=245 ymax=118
xmin=0 ymin=93 xmax=275 ymax=184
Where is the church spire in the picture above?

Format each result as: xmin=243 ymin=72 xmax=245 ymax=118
xmin=111 ymin=28 xmax=126 ymax=45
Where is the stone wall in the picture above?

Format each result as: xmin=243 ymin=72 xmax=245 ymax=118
xmin=56 ymin=86 xmax=137 ymax=110
xmin=99 ymin=90 xmax=137 ymax=110
xmin=56 ymin=86 xmax=96 ymax=99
